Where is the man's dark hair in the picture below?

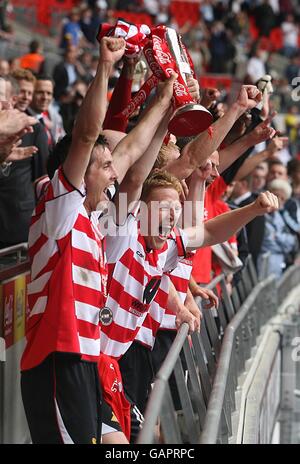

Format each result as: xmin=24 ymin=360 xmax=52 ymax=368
xmin=36 ymin=74 xmax=54 ymax=85
xmin=29 ymin=40 xmax=41 ymax=54
xmin=268 ymin=159 xmax=285 ymax=169
xmin=240 ymin=173 xmax=252 ymax=185
xmin=287 ymin=158 xmax=300 ymax=177
xmin=47 ymin=133 xmax=109 ymax=179
xmin=176 ymin=136 xmax=194 ymax=151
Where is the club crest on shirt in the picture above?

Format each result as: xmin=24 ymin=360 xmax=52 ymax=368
xmin=129 ymin=300 xmax=147 ymax=317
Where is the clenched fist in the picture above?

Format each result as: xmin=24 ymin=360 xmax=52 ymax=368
xmin=100 ymin=37 xmax=126 ymax=64
xmin=194 ymin=159 xmax=213 ymax=182
xmin=254 ymin=191 xmax=279 ymax=215
xmin=235 ymin=85 xmax=262 ymax=113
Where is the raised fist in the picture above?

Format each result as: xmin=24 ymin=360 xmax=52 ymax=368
xmin=194 ymin=159 xmax=213 ymax=181
xmin=200 ymin=87 xmax=221 ymax=109
xmin=236 ymin=85 xmax=262 ymax=113
xmin=100 ymin=37 xmax=126 ymax=64
xmin=254 ymin=191 xmax=279 ymax=215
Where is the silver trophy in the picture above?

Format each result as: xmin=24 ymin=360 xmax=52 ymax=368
xmin=165 ymin=27 xmax=213 ymax=137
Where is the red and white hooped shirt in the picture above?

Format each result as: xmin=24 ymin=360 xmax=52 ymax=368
xmin=100 ymin=213 xmax=187 ymax=359
xmin=21 ymin=167 xmax=107 ymax=371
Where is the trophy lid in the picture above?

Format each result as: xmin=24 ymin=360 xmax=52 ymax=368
xmin=168 ymin=104 xmax=213 ymax=137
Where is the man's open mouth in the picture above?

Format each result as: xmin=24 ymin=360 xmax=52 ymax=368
xmin=158 ymin=225 xmax=172 ymax=239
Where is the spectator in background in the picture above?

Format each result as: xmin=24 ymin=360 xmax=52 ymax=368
xmin=209 ymin=21 xmax=236 ymax=73
xmin=0 ymin=0 xmax=10 ymax=32
xmin=116 ymin=0 xmax=141 ymax=12
xmin=79 ymin=6 xmax=96 ymax=45
xmin=230 ymin=174 xmax=265 ymax=268
xmin=9 ymin=57 xmax=20 ymax=72
xmin=285 ymin=105 xmax=299 ymax=157
xmin=19 ymin=40 xmax=45 ymax=75
xmin=252 ymin=163 xmax=268 ymax=193
xmin=155 ymin=3 xmax=170 ymax=25
xmin=288 ymin=158 xmax=300 ymax=186
xmin=59 ymin=7 xmax=83 ymax=50
xmin=0 ymin=58 xmax=9 ymax=77
xmin=285 ymin=179 xmax=300 ymax=239
xmin=79 ymin=50 xmax=95 ymax=84
xmin=253 ymin=0 xmax=276 ymax=37
xmin=0 ymin=70 xmax=49 ymax=249
xmin=60 ymin=80 xmax=88 ymax=134
xmin=257 ymin=179 xmax=297 ymax=277
xmin=246 ymin=49 xmax=267 ymax=84
xmin=267 ymin=159 xmax=289 ymax=183
xmin=53 ymin=46 xmax=83 ymax=101
xmin=286 ymin=54 xmax=300 ymax=84
xmin=281 ymin=14 xmax=299 ymax=58
xmin=29 ymin=75 xmax=65 ymax=149
xmin=201 ymin=0 xmax=215 ymax=24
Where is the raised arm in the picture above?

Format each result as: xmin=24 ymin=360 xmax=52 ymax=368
xmin=234 ymin=136 xmax=288 ymax=181
xmin=103 ymin=56 xmax=137 ymax=132
xmin=181 ymin=160 xmax=212 ymax=229
xmin=111 ymin=71 xmax=177 ymax=185
xmin=167 ymin=85 xmax=262 ymax=180
xmin=184 ymin=191 xmax=279 ymax=251
xmin=218 ymin=118 xmax=276 ymax=173
xmin=63 ymin=37 xmax=125 ymax=189
xmin=115 ymin=110 xmax=173 ymax=222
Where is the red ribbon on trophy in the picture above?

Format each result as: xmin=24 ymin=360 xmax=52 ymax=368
xmin=98 ymin=20 xmax=212 ymax=137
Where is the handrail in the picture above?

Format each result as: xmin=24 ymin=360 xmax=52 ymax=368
xmin=137 ymin=323 xmax=189 ymax=444
xmin=199 ymin=274 xmax=276 ymax=443
xmin=277 ymin=264 xmax=300 ymax=307
xmin=137 ymin=255 xmax=287 ymax=445
xmin=0 ymin=243 xmax=29 ymax=281
xmin=137 ymin=273 xmax=231 ymax=444
xmin=0 ymin=243 xmax=28 ymax=258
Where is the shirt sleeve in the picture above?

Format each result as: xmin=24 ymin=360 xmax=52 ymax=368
xmin=44 ymin=167 xmax=86 ymax=239
xmin=105 ymin=212 xmax=139 ymax=264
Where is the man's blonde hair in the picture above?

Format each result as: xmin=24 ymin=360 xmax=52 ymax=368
xmin=11 ymin=68 xmax=36 ymax=85
xmin=153 ymin=144 xmax=169 ymax=170
xmin=153 ymin=141 xmax=180 ymax=170
xmin=141 ymin=169 xmax=182 ymax=202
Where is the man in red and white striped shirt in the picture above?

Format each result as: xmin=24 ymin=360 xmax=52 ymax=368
xmin=20 ymin=37 xmax=126 ymax=445
xmin=20 ymin=33 xmax=183 ymax=443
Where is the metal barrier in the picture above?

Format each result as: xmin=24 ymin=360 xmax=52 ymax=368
xmin=0 ymin=244 xmax=30 ymax=444
xmin=258 ymin=252 xmax=270 ymax=280
xmin=137 ymin=256 xmax=259 ymax=444
xmin=137 ymin=259 xmax=300 ymax=445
